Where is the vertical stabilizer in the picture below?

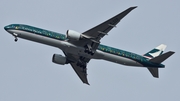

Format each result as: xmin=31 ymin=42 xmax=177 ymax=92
xmin=143 ymin=44 xmax=175 ymax=78
xmin=144 ymin=44 xmax=167 ymax=59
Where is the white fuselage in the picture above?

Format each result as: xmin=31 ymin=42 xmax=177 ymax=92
xmin=8 ymin=29 xmax=143 ymax=67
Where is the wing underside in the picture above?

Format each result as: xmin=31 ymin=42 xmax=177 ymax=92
xmin=70 ymin=62 xmax=89 ymax=85
xmin=69 ymin=6 xmax=137 ymax=52
xmin=64 ymin=52 xmax=90 ymax=85
xmin=82 ymin=6 xmax=137 ymax=42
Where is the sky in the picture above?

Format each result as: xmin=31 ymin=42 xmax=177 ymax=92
xmin=0 ymin=0 xmax=180 ymax=101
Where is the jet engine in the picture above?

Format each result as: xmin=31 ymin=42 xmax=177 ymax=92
xmin=66 ymin=30 xmax=82 ymax=41
xmin=52 ymin=54 xmax=68 ymax=65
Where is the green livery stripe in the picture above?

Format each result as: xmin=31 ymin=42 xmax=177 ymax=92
xmin=6 ymin=24 xmax=66 ymax=41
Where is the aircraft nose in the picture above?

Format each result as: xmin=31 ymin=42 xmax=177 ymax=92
xmin=4 ymin=26 xmax=7 ymax=30
xmin=4 ymin=25 xmax=9 ymax=31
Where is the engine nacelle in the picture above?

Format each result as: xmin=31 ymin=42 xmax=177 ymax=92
xmin=66 ymin=30 xmax=82 ymax=41
xmin=52 ymin=54 xmax=68 ymax=65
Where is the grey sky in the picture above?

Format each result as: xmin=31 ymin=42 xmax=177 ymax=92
xmin=1 ymin=0 xmax=180 ymax=101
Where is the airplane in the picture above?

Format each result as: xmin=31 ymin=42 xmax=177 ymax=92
xmin=4 ymin=6 xmax=174 ymax=85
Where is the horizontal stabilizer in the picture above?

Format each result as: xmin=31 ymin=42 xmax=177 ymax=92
xmin=148 ymin=68 xmax=159 ymax=78
xmin=149 ymin=51 xmax=175 ymax=64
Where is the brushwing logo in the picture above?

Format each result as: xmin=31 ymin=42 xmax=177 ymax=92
xmin=144 ymin=44 xmax=167 ymax=59
xmin=149 ymin=49 xmax=163 ymax=58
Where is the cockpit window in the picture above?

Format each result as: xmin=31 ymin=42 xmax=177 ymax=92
xmin=10 ymin=24 xmax=20 ymax=29
xmin=15 ymin=26 xmax=19 ymax=29
xmin=11 ymin=25 xmax=15 ymax=28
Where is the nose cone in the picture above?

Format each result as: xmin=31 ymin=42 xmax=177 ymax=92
xmin=4 ymin=25 xmax=10 ymax=31
xmin=4 ymin=26 xmax=8 ymax=30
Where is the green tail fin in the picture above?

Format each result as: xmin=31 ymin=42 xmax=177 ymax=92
xmin=144 ymin=44 xmax=167 ymax=59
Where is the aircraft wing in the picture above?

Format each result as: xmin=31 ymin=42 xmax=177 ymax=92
xmin=69 ymin=6 xmax=137 ymax=51
xmin=70 ymin=62 xmax=89 ymax=85
xmin=82 ymin=6 xmax=137 ymax=43
xmin=64 ymin=52 xmax=90 ymax=85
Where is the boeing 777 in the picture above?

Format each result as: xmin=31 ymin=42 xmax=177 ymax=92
xmin=4 ymin=6 xmax=174 ymax=85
